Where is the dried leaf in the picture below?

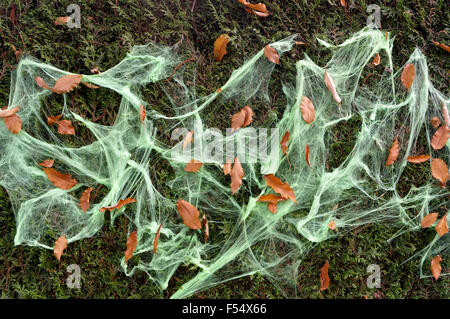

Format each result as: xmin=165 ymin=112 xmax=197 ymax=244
xmin=239 ymin=1 xmax=269 ymax=17
xmin=430 ymin=117 xmax=441 ymax=128
xmin=57 ymin=120 xmax=75 ymax=135
xmin=51 ymin=74 xmax=82 ymax=94
xmin=280 ymin=131 xmax=291 ymax=168
xmin=401 ymin=63 xmax=415 ymax=90
xmin=139 ymin=104 xmax=146 ymax=125
xmin=324 ymin=70 xmax=341 ymax=104
xmin=154 ymin=223 xmax=163 ymax=254
xmin=257 ymin=194 xmax=286 ymax=214
xmin=372 ymin=53 xmax=381 ymax=67
xmin=231 ymin=157 xmax=244 ymax=194
xmin=305 ymin=144 xmax=311 ymax=168
xmin=125 ymin=231 xmax=137 ymax=263
xmin=48 ymin=115 xmax=62 ymax=126
xmin=264 ymin=45 xmax=279 ymax=64
xmin=223 ymin=159 xmax=232 ymax=175
xmin=91 ymin=67 xmax=101 ymax=74
xmin=442 ymin=103 xmax=450 ymax=127
xmin=54 ymin=16 xmax=70 ymax=25
xmin=231 ymin=106 xmax=254 ymax=132
xmin=263 ymin=174 xmax=297 ymax=203
xmin=435 ymin=213 xmax=448 ymax=237
xmin=431 ymin=255 xmax=442 ymax=280
xmin=3 ymin=114 xmax=22 ymax=134
xmin=385 ymin=138 xmax=399 ymax=166
xmin=184 ymin=159 xmax=203 ymax=172
xmin=431 ymin=125 xmax=450 ymax=150
xmin=295 ymin=41 xmax=305 ymax=45
xmin=0 ymin=106 xmax=19 ymax=118
xmin=202 ymin=215 xmax=209 ymax=244
xmin=35 ymin=76 xmax=50 ymax=90
xmin=54 ymin=236 xmax=67 ymax=261
xmin=340 ymin=0 xmax=346 ymax=7
xmin=100 ymin=198 xmax=137 ymax=212
xmin=407 ymin=155 xmax=431 ymax=163
xmin=39 ymin=159 xmax=54 ymax=168
xmin=81 ymin=82 xmax=99 ymax=89
xmin=320 ymin=261 xmax=330 ymax=291
xmin=43 ymin=168 xmax=77 ymax=190
xmin=431 ymin=158 xmax=448 ymax=186
xmin=300 ymin=96 xmax=315 ymax=124
xmin=176 ymin=199 xmax=202 ymax=229
xmin=183 ymin=131 xmax=194 ymax=149
xmin=328 ymin=220 xmax=336 ymax=230
xmin=213 ymin=34 xmax=230 ymax=62
xmin=432 ymin=41 xmax=450 ymax=53
xmin=420 ymin=212 xmax=438 ymax=228
xmin=80 ymin=187 xmax=93 ymax=213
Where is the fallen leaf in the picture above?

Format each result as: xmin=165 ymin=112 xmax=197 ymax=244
xmin=213 ymin=34 xmax=230 ymax=62
xmin=81 ymin=82 xmax=99 ymax=89
xmin=280 ymin=131 xmax=291 ymax=168
xmin=442 ymin=103 xmax=450 ymax=127
xmin=431 ymin=255 xmax=442 ymax=280
xmin=0 ymin=106 xmax=19 ymax=118
xmin=125 ymin=231 xmax=137 ymax=263
xmin=183 ymin=131 xmax=194 ymax=149
xmin=176 ymin=199 xmax=202 ymax=229
xmin=385 ymin=138 xmax=399 ymax=166
xmin=35 ymin=76 xmax=50 ymax=90
xmin=300 ymin=96 xmax=315 ymax=124
xmin=401 ymin=63 xmax=415 ymax=90
xmin=435 ymin=213 xmax=448 ymax=237
xmin=420 ymin=213 xmax=438 ymax=228
xmin=51 ymin=74 xmax=82 ymax=94
xmin=239 ymin=1 xmax=269 ymax=17
xmin=3 ymin=114 xmax=22 ymax=134
xmin=372 ymin=53 xmax=381 ymax=67
xmin=216 ymin=88 xmax=222 ymax=93
xmin=263 ymin=174 xmax=297 ymax=203
xmin=320 ymin=261 xmax=330 ymax=291
xmin=184 ymin=159 xmax=203 ymax=172
xmin=324 ymin=70 xmax=341 ymax=104
xmin=39 ymin=159 xmax=54 ymax=168
xmin=139 ymin=104 xmax=146 ymax=125
xmin=223 ymin=159 xmax=232 ymax=175
xmin=154 ymin=223 xmax=163 ymax=254
xmin=91 ymin=67 xmax=101 ymax=74
xmin=54 ymin=16 xmax=70 ymax=25
xmin=257 ymin=194 xmax=286 ymax=214
xmin=100 ymin=198 xmax=137 ymax=212
xmin=432 ymin=41 xmax=450 ymax=53
xmin=430 ymin=117 xmax=441 ymax=128
xmin=57 ymin=120 xmax=75 ymax=135
xmin=48 ymin=115 xmax=62 ymax=126
xmin=328 ymin=220 xmax=336 ymax=230
xmin=407 ymin=155 xmax=431 ymax=163
xmin=305 ymin=144 xmax=311 ymax=167
xmin=340 ymin=0 xmax=346 ymax=7
xmin=80 ymin=187 xmax=93 ymax=213
xmin=264 ymin=45 xmax=279 ymax=64
xmin=231 ymin=157 xmax=244 ymax=194
xmin=54 ymin=236 xmax=68 ymax=261
xmin=231 ymin=106 xmax=254 ymax=132
xmin=202 ymin=215 xmax=209 ymax=244
xmin=431 ymin=158 xmax=448 ymax=186
xmin=431 ymin=125 xmax=450 ymax=150
xmin=43 ymin=168 xmax=77 ymax=190
xmin=295 ymin=41 xmax=305 ymax=45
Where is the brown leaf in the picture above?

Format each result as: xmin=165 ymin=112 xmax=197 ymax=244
xmin=43 ymin=168 xmax=77 ymax=190
xmin=320 ymin=261 xmax=330 ymax=291
xmin=184 ymin=159 xmax=203 ymax=172
xmin=432 ymin=41 xmax=450 ymax=53
xmin=431 ymin=125 xmax=450 ymax=150
xmin=213 ymin=34 xmax=230 ymax=62
xmin=35 ymin=76 xmax=50 ymax=90
xmin=372 ymin=53 xmax=381 ymax=67
xmin=100 ymin=198 xmax=137 ymax=212
xmin=263 ymin=174 xmax=297 ymax=203
xmin=385 ymin=138 xmax=399 ymax=166
xmin=300 ymin=96 xmax=315 ymax=124
xmin=231 ymin=157 xmax=244 ymax=194
xmin=54 ymin=16 xmax=70 ymax=25
xmin=57 ymin=120 xmax=75 ymax=135
xmin=48 ymin=115 xmax=62 ymax=126
xmin=231 ymin=106 xmax=254 ymax=132
xmin=176 ymin=199 xmax=202 ymax=229
xmin=154 ymin=223 xmax=163 ymax=254
xmin=81 ymin=82 xmax=99 ymax=89
xmin=257 ymin=194 xmax=286 ymax=214
xmin=3 ymin=114 xmax=22 ymax=134
xmin=202 ymin=215 xmax=209 ymax=244
xmin=39 ymin=159 xmax=54 ymax=168
xmin=435 ymin=213 xmax=448 ymax=237
xmin=305 ymin=144 xmax=311 ymax=168
xmin=223 ymin=159 xmax=232 ymax=175
xmin=264 ymin=45 xmax=279 ymax=64
xmin=340 ymin=0 xmax=346 ymax=7
xmin=183 ymin=131 xmax=193 ymax=149
xmin=51 ymin=74 xmax=82 ymax=94
xmin=0 ymin=106 xmax=19 ymax=118
xmin=328 ymin=220 xmax=336 ymax=230
xmin=430 ymin=117 xmax=441 ymax=128
xmin=54 ymin=236 xmax=68 ymax=261
xmin=324 ymin=70 xmax=341 ymax=104
xmin=407 ymin=155 xmax=431 ymax=163
xmin=401 ymin=63 xmax=415 ymax=90
xmin=239 ymin=1 xmax=269 ymax=17
xmin=420 ymin=213 xmax=438 ymax=228
xmin=125 ymin=231 xmax=137 ymax=263
xmin=139 ymin=104 xmax=146 ymax=125
xmin=431 ymin=158 xmax=448 ymax=186
xmin=280 ymin=131 xmax=291 ymax=168
xmin=431 ymin=255 xmax=442 ymax=280
xmin=442 ymin=103 xmax=450 ymax=127
xmin=91 ymin=67 xmax=101 ymax=74
xmin=80 ymin=187 xmax=93 ymax=213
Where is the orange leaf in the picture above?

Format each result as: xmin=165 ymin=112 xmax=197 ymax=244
xmin=257 ymin=194 xmax=286 ymax=214
xmin=183 ymin=131 xmax=194 ymax=150
xmin=39 ymin=159 xmax=54 ymax=168
xmin=57 ymin=120 xmax=75 ymax=135
xmin=54 ymin=16 xmax=70 ymax=25
xmin=340 ymin=0 xmax=346 ymax=7
xmin=320 ymin=261 xmax=330 ymax=291
xmin=420 ymin=213 xmax=438 ymax=228
xmin=213 ymin=34 xmax=230 ymax=62
xmin=431 ymin=125 xmax=450 ymax=150
xmin=432 ymin=41 xmax=450 ymax=53
xmin=431 ymin=158 xmax=448 ymax=186
xmin=401 ymin=63 xmax=415 ymax=90
xmin=51 ymin=74 xmax=82 ymax=94
xmin=43 ymin=168 xmax=77 ymax=190
xmin=280 ymin=131 xmax=291 ymax=168
xmin=239 ymin=1 xmax=269 ymax=17
xmin=176 ymin=199 xmax=202 ymax=229
xmin=431 ymin=255 xmax=442 ymax=280
xmin=184 ymin=159 xmax=203 ymax=172
xmin=80 ymin=187 xmax=93 ymax=213
xmin=407 ymin=155 xmax=431 ymax=163
xmin=300 ymin=96 xmax=315 ymax=124
xmin=35 ymin=76 xmax=50 ymax=90
xmin=263 ymin=174 xmax=297 ymax=203
xmin=442 ymin=102 xmax=450 ymax=127
xmin=140 ymin=104 xmax=146 ymax=125
xmin=372 ymin=53 xmax=380 ymax=67
xmin=202 ymin=214 xmax=209 ymax=244
xmin=223 ymin=159 xmax=232 ymax=175
xmin=154 ymin=223 xmax=163 ymax=254
xmin=305 ymin=144 xmax=311 ymax=168
xmin=385 ymin=138 xmax=399 ymax=166
xmin=231 ymin=106 xmax=254 ymax=132
xmin=81 ymin=82 xmax=99 ymax=89
xmin=430 ymin=117 xmax=441 ymax=128
xmin=0 ymin=106 xmax=19 ymax=118
xmin=435 ymin=213 xmax=448 ymax=237
xmin=231 ymin=157 xmax=244 ymax=194
xmin=324 ymin=70 xmax=341 ymax=105
xmin=54 ymin=236 xmax=68 ymax=261
xmin=328 ymin=220 xmax=336 ymax=230
xmin=100 ymin=198 xmax=137 ymax=212
xmin=3 ymin=114 xmax=22 ymax=134
xmin=125 ymin=231 xmax=137 ymax=263
xmin=264 ymin=45 xmax=279 ymax=64
xmin=48 ymin=115 xmax=62 ymax=126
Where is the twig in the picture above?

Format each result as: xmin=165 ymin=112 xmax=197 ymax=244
xmin=164 ymin=57 xmax=196 ymax=82
xmin=191 ymin=0 xmax=197 ymax=12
